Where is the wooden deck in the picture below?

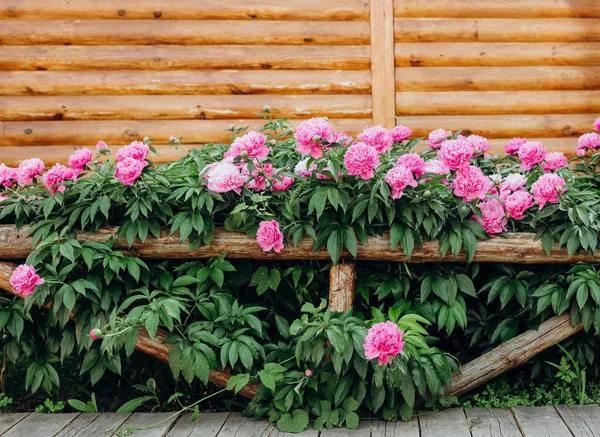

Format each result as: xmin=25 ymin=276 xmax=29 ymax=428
xmin=0 ymin=406 xmax=599 ymax=436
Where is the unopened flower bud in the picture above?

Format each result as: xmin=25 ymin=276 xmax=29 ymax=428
xmin=305 ymin=369 xmax=313 ymax=377
xmin=263 ymin=105 xmax=271 ymax=112
xmin=269 ymin=140 xmax=276 ymax=146
xmin=313 ymin=135 xmax=321 ymax=142
xmin=90 ymin=328 xmax=102 ymax=341
xmin=240 ymin=150 xmax=249 ymax=158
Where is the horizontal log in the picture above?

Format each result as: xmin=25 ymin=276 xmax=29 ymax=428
xmin=0 ymin=119 xmax=371 ymax=146
xmin=0 ymin=0 xmax=369 ymax=21
xmin=0 ymin=260 xmax=258 ymax=399
xmin=395 ymin=42 xmax=600 ymax=67
xmin=0 ymin=70 xmax=372 ymax=96
xmin=393 ymin=0 xmax=600 ymax=18
xmin=0 ymin=45 xmax=371 ymax=71
xmin=0 ymin=226 xmax=595 ymax=264
xmin=446 ymin=312 xmax=584 ymax=397
xmin=395 ymin=18 xmax=600 ymax=42
xmin=0 ymin=95 xmax=372 ymax=121
xmin=0 ymin=20 xmax=370 ymax=45
xmin=395 ymin=66 xmax=600 ymax=91
xmin=396 ymin=91 xmax=600 ymax=115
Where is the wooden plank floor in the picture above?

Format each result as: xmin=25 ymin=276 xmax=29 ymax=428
xmin=1 ymin=406 xmax=599 ymax=436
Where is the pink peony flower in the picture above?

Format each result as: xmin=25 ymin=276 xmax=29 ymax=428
xmin=294 ymin=158 xmax=317 ymax=178
xmin=451 ymin=165 xmax=494 ymax=202
xmin=594 ymin=118 xmax=600 ymax=131
xmin=531 ymin=173 xmax=565 ymax=209
xmin=256 ymin=220 xmax=284 ymax=253
xmin=504 ymin=191 xmax=534 ymax=220
xmin=385 ymin=166 xmax=417 ymax=199
xmin=9 ymin=264 xmax=44 ymax=296
xmin=438 ymin=138 xmax=473 ymax=170
xmin=115 ymin=157 xmax=146 ymax=186
xmin=364 ymin=321 xmax=405 ymax=366
xmin=518 ymin=141 xmax=547 ymax=171
xmin=577 ymin=132 xmax=600 ymax=156
xmin=246 ymin=163 xmax=274 ymax=192
xmin=466 ymin=135 xmax=490 ymax=156
xmin=89 ymin=328 xmax=102 ymax=341
xmin=0 ymin=164 xmax=17 ymax=188
xmin=205 ymin=161 xmax=247 ymax=194
xmin=390 ymin=125 xmax=412 ymax=142
xmin=68 ymin=148 xmax=93 ymax=171
xmin=334 ymin=132 xmax=353 ymax=147
xmin=96 ymin=140 xmax=108 ymax=151
xmin=115 ymin=141 xmax=150 ymax=162
xmin=17 ymin=158 xmax=45 ymax=185
xmin=395 ymin=153 xmax=425 ymax=178
xmin=271 ymin=174 xmax=295 ymax=192
xmin=358 ymin=126 xmax=394 ymax=154
xmin=423 ymin=159 xmax=450 ymax=176
xmin=343 ymin=142 xmax=380 ymax=180
xmin=542 ymin=152 xmax=568 ymax=172
xmin=504 ymin=138 xmax=527 ymax=154
xmin=474 ymin=198 xmax=506 ymax=234
xmin=500 ymin=173 xmax=527 ymax=193
xmin=224 ymin=131 xmax=269 ymax=160
xmin=294 ymin=117 xmax=336 ymax=159
xmin=42 ymin=163 xmax=71 ymax=194
xmin=427 ymin=129 xmax=452 ymax=149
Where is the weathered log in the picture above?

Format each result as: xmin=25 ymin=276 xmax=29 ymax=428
xmin=0 ymin=261 xmax=258 ymax=399
xmin=0 ymin=226 xmax=595 ymax=264
xmin=328 ymin=264 xmax=355 ymax=312
xmin=446 ymin=312 xmax=584 ymax=397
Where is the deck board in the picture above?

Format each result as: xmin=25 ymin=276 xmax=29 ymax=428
xmin=54 ymin=413 xmax=131 ymax=436
xmin=419 ymin=408 xmax=472 ymax=437
xmin=2 ymin=412 xmax=80 ymax=437
xmin=555 ymin=405 xmax=600 ymax=437
xmin=512 ymin=406 xmax=573 ymax=437
xmin=0 ymin=413 xmax=30 ymax=434
xmin=465 ymin=408 xmax=523 ymax=437
xmin=166 ymin=412 xmax=230 ymax=437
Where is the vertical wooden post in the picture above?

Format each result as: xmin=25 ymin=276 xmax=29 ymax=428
xmin=369 ymin=0 xmax=396 ymax=128
xmin=329 ymin=263 xmax=356 ymax=312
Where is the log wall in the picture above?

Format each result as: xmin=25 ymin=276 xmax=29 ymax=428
xmin=1 ymin=0 xmax=599 ymax=164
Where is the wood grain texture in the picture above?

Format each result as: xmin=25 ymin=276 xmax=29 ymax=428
xmin=0 ymin=119 xmax=371 ymax=146
xmin=54 ymin=413 xmax=131 ymax=437
xmin=395 ymin=18 xmax=600 ymax=42
xmin=396 ymin=42 xmax=600 ymax=67
xmin=396 ymin=91 xmax=600 ymax=115
xmin=2 ymin=413 xmax=80 ymax=437
xmin=371 ymin=418 xmax=420 ymax=437
xmin=0 ymin=45 xmax=371 ymax=71
xmin=118 ymin=413 xmax=180 ymax=437
xmin=418 ymin=409 xmax=471 ymax=437
xmin=395 ymin=66 xmax=600 ymax=91
xmin=329 ymin=264 xmax=355 ymax=312
xmin=446 ymin=313 xmax=583 ymax=397
xmin=0 ymin=413 xmax=30 ymax=434
xmin=393 ymin=0 xmax=600 ymax=18
xmin=555 ymin=405 xmax=600 ymax=437
xmin=214 ymin=413 xmax=271 ymax=437
xmin=166 ymin=412 xmax=230 ymax=437
xmin=0 ymin=0 xmax=370 ymax=21
xmin=464 ymin=408 xmax=522 ymax=437
xmin=512 ymin=407 xmax=573 ymax=437
xmin=0 ymin=20 xmax=370 ymax=45
xmin=0 ymin=70 xmax=372 ymax=96
xmin=0 ymin=95 xmax=372 ymax=121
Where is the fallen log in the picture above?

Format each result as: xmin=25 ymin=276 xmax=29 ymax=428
xmin=0 ymin=225 xmax=595 ymax=264
xmin=328 ymin=263 xmax=355 ymax=312
xmin=0 ymin=261 xmax=258 ymax=399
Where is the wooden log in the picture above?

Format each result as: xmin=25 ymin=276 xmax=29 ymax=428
xmin=0 ymin=45 xmax=371 ymax=71
xmin=395 ymin=42 xmax=600 ymax=67
xmin=0 ymin=95 xmax=372 ymax=121
xmin=393 ymin=0 xmax=600 ymax=19
xmin=445 ymin=312 xmax=583 ymax=397
xmin=0 ymin=0 xmax=370 ymax=21
xmin=394 ymin=18 xmax=600 ymax=42
xmin=0 ymin=260 xmax=258 ymax=399
xmin=395 ymin=66 xmax=600 ymax=91
xmin=328 ymin=264 xmax=355 ymax=312
xmin=0 ymin=70 xmax=372 ymax=96
xmin=0 ymin=226 xmax=596 ymax=264
xmin=0 ymin=20 xmax=370 ymax=45
xmin=0 ymin=119 xmax=371 ymax=146
xmin=396 ymin=91 xmax=600 ymax=115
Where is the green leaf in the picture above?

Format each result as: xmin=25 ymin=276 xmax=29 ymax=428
xmin=277 ymin=410 xmax=309 ymax=433
xmin=226 ymin=373 xmax=250 ymax=394
xmin=116 ymin=396 xmax=153 ymax=414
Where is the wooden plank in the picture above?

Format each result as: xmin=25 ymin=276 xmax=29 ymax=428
xmin=0 ymin=95 xmax=372 ymax=121
xmin=54 ymin=413 xmax=131 ymax=437
xmin=395 ymin=66 xmax=600 ymax=91
xmin=512 ymin=407 xmax=573 ymax=437
xmin=418 ymin=409 xmax=471 ymax=437
xmin=329 ymin=264 xmax=355 ymax=312
xmin=395 ymin=42 xmax=600 ymax=67
xmin=446 ymin=313 xmax=583 ymax=397
xmin=0 ymin=45 xmax=370 ymax=71
xmin=3 ymin=413 xmax=80 ymax=437
xmin=0 ymin=226 xmax=596 ymax=265
xmin=166 ymin=412 xmax=230 ymax=437
xmin=396 ymin=91 xmax=600 ymax=115
xmin=371 ymin=418 xmax=419 ymax=437
xmin=0 ymin=119 xmax=371 ymax=146
xmin=320 ymin=419 xmax=371 ymax=437
xmin=369 ymin=0 xmax=395 ymax=128
xmin=465 ymin=408 xmax=522 ymax=437
xmin=0 ymin=20 xmax=370 ymax=45
xmin=0 ymin=70 xmax=371 ymax=96
xmin=393 ymin=0 xmax=600 ymax=19
xmin=555 ymin=405 xmax=600 ymax=437
xmin=0 ymin=413 xmax=30 ymax=434
xmin=216 ymin=413 xmax=271 ymax=437
xmin=0 ymin=0 xmax=370 ymax=21
xmin=395 ymin=18 xmax=600 ymax=42
xmin=118 ymin=413 xmax=180 ymax=437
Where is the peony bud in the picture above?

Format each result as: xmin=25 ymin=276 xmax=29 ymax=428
xmin=89 ymin=328 xmax=102 ymax=341
xmin=263 ymin=105 xmax=271 ymax=112
xmin=305 ymin=370 xmax=313 ymax=377
xmin=240 ymin=150 xmax=249 ymax=158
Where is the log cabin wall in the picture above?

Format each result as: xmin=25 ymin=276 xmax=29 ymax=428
xmin=0 ymin=0 xmax=599 ymax=165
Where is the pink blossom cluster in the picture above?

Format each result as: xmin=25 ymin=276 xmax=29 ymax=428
xmin=114 ymin=141 xmax=150 ymax=185
xmin=294 ymin=117 xmax=336 ymax=159
xmin=474 ymin=198 xmax=506 ymax=234
xmin=385 ymin=166 xmax=417 ymax=199
xmin=438 ymin=138 xmax=473 ymax=170
xmin=531 ymin=173 xmax=565 ymax=209
xmin=343 ymin=142 xmax=380 ymax=180
xmin=206 ymin=161 xmax=248 ymax=194
xmin=358 ymin=126 xmax=394 ymax=153
xmin=428 ymin=129 xmax=451 ymax=149
xmin=390 ymin=125 xmax=412 ymax=142
xmin=451 ymin=165 xmax=493 ymax=202
xmin=256 ymin=220 xmax=284 ymax=253
xmin=43 ymin=163 xmax=76 ymax=194
xmin=224 ymin=131 xmax=269 ymax=160
xmin=577 ymin=133 xmax=600 ymax=156
xmin=9 ymin=264 xmax=44 ymax=296
xmin=364 ymin=321 xmax=405 ymax=366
